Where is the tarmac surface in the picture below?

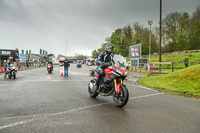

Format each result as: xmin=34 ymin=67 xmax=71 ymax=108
xmin=0 ymin=64 xmax=199 ymax=133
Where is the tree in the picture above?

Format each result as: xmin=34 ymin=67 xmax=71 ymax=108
xmin=163 ymin=12 xmax=182 ymax=52
xmin=91 ymin=43 xmax=107 ymax=59
xmin=92 ymin=50 xmax=99 ymax=59
xmin=122 ymin=25 xmax=133 ymax=56
xmin=110 ymin=29 xmax=124 ymax=55
xmin=91 ymin=6 xmax=200 ymax=56
xmin=175 ymin=12 xmax=190 ymax=51
xmin=132 ymin=23 xmax=158 ymax=55
xmin=190 ymin=6 xmax=200 ymax=50
xmin=75 ymin=54 xmax=86 ymax=60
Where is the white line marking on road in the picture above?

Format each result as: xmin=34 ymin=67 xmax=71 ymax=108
xmin=0 ymin=93 xmax=163 ymax=130
xmin=129 ymin=92 xmax=163 ymax=100
xmin=0 ymin=92 xmax=163 ymax=122
xmin=0 ymin=119 xmax=35 ymax=130
xmin=126 ymin=84 xmax=157 ymax=92
xmin=0 ymin=80 xmax=89 ymax=83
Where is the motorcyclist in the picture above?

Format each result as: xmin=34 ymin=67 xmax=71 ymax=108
xmin=4 ymin=57 xmax=14 ymax=78
xmin=95 ymin=43 xmax=114 ymax=89
xmin=48 ymin=58 xmax=53 ymax=68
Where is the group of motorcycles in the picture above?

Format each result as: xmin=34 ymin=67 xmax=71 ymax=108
xmin=46 ymin=61 xmax=81 ymax=74
xmin=4 ymin=55 xmax=129 ymax=108
xmin=46 ymin=55 xmax=129 ymax=108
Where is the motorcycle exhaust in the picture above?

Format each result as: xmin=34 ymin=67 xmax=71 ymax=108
xmin=100 ymin=87 xmax=114 ymax=96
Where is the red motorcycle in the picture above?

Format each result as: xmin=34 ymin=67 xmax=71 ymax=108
xmin=88 ymin=55 xmax=129 ymax=108
xmin=47 ymin=63 xmax=53 ymax=74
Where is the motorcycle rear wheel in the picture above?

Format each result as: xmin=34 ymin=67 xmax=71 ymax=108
xmin=88 ymin=79 xmax=98 ymax=98
xmin=113 ymin=84 xmax=129 ymax=108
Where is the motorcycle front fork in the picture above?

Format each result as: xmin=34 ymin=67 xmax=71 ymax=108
xmin=114 ymin=78 xmax=123 ymax=86
xmin=114 ymin=78 xmax=123 ymax=93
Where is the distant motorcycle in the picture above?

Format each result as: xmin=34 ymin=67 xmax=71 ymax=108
xmin=47 ymin=64 xmax=53 ymax=74
xmin=88 ymin=55 xmax=129 ymax=108
xmin=76 ymin=63 xmax=82 ymax=68
xmin=7 ymin=64 xmax=17 ymax=79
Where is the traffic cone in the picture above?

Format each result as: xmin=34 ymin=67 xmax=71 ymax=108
xmin=60 ymin=67 xmax=64 ymax=76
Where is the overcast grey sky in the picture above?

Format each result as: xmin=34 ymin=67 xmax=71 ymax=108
xmin=0 ymin=0 xmax=199 ymax=56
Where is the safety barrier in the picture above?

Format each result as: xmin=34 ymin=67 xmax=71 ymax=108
xmin=0 ymin=62 xmax=46 ymax=74
xmin=0 ymin=68 xmax=5 ymax=73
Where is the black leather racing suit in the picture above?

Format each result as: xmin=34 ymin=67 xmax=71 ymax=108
xmin=96 ymin=51 xmax=114 ymax=88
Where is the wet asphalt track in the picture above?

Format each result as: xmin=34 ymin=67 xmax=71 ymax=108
xmin=0 ymin=64 xmax=199 ymax=133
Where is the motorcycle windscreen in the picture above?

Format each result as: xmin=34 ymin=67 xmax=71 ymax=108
xmin=113 ymin=55 xmax=127 ymax=69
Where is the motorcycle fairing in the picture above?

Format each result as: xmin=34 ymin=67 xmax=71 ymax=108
xmin=104 ymin=71 xmax=120 ymax=82
xmin=104 ymin=67 xmax=115 ymax=75
xmin=114 ymin=64 xmax=126 ymax=75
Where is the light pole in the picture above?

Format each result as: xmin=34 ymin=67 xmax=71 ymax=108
xmin=159 ymin=0 xmax=162 ymax=71
xmin=148 ymin=20 xmax=153 ymax=76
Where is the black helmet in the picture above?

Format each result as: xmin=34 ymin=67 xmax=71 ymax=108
xmin=105 ymin=43 xmax=114 ymax=54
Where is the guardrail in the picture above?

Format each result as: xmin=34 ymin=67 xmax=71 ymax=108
xmin=0 ymin=62 xmax=46 ymax=74
xmin=19 ymin=62 xmax=47 ymax=70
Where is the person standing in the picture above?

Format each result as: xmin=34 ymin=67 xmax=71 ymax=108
xmin=64 ymin=58 xmax=70 ymax=77
xmin=184 ymin=58 xmax=189 ymax=68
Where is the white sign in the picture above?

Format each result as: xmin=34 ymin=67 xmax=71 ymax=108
xmin=2 ymin=51 xmax=11 ymax=55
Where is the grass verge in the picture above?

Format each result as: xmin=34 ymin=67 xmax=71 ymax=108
xmin=139 ymin=64 xmax=200 ymax=98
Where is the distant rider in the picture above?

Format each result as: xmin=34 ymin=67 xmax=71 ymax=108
xmin=4 ymin=57 xmax=14 ymax=78
xmin=48 ymin=58 xmax=53 ymax=68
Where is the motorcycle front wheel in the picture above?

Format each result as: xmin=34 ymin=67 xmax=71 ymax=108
xmin=13 ymin=72 xmax=16 ymax=79
xmin=8 ymin=73 xmax=11 ymax=79
xmin=88 ymin=79 xmax=98 ymax=98
xmin=113 ymin=84 xmax=129 ymax=108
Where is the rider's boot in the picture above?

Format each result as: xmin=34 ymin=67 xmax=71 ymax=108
xmin=95 ymin=72 xmax=104 ymax=91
